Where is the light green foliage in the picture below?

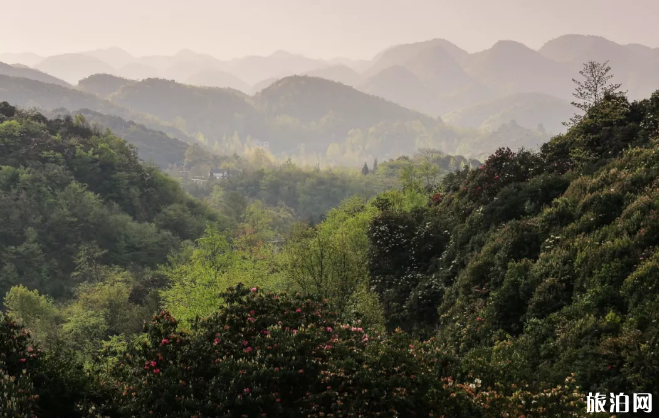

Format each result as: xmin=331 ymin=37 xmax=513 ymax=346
xmin=281 ymin=196 xmax=384 ymax=328
xmin=4 ymin=285 xmax=63 ymax=348
xmin=5 ymin=271 xmax=150 ymax=361
xmin=62 ymin=274 xmax=149 ymax=356
xmin=161 ymin=225 xmax=284 ymax=324
xmin=0 ymin=104 xmax=217 ymax=301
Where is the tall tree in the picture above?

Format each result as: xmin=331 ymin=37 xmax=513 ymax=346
xmin=564 ymin=60 xmax=622 ymax=127
xmin=361 ymin=162 xmax=370 ymax=175
xmin=372 ymin=158 xmax=378 ymax=172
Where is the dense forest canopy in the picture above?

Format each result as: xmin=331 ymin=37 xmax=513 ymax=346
xmin=1 ymin=48 xmax=659 ymax=415
xmin=0 ymin=103 xmax=216 ymax=300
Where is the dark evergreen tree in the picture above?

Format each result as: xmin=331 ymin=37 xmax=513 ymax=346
xmin=361 ymin=162 xmax=370 ymax=175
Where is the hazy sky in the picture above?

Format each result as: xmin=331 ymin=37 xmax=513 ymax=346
xmin=2 ymin=0 xmax=658 ymax=59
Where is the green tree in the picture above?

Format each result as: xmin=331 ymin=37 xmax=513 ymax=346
xmin=361 ymin=162 xmax=369 ymax=175
xmin=564 ymin=60 xmax=623 ymax=127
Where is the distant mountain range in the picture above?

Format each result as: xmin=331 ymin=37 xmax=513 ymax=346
xmin=1 ymin=34 xmax=657 ymax=166
xmin=3 ymin=34 xmax=655 ymax=126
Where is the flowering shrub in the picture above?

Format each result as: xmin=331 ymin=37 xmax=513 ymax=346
xmin=0 ymin=316 xmax=40 ymax=417
xmin=103 ymin=285 xmax=473 ymax=417
xmin=0 ymin=316 xmax=101 ymax=418
xmin=0 ymin=359 xmax=38 ymax=418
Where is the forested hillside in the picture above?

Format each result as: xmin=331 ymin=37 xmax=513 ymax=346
xmin=44 ymin=108 xmax=189 ymax=167
xmin=367 ymin=89 xmax=659 ymax=397
xmin=2 ymin=76 xmax=658 ymax=416
xmin=0 ymin=102 xmax=216 ymax=300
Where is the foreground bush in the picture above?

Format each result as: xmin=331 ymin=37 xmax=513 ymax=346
xmin=86 ymin=286 xmax=596 ymax=418
xmin=2 ymin=288 xmax=606 ymax=417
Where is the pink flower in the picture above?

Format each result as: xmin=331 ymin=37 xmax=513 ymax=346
xmin=292 ymin=330 xmax=298 ymax=335
xmin=295 ymin=308 xmax=302 ymax=313
xmin=250 ymin=310 xmax=255 ymax=315
xmin=153 ymin=369 xmax=160 ymax=374
xmin=244 ymin=388 xmax=250 ymax=393
xmin=242 ymin=340 xmax=248 ymax=346
xmin=244 ymin=347 xmax=253 ymax=353
xmin=150 ymin=361 xmax=157 ymax=367
xmin=19 ymin=358 xmax=26 ymax=363
xmin=326 ymin=327 xmax=333 ymax=332
xmin=213 ymin=338 xmax=220 ymax=345
xmin=251 ymin=287 xmax=257 ymax=292
xmin=299 ymin=369 xmax=304 ymax=373
xmin=27 ymin=347 xmax=33 ymax=353
xmin=161 ymin=338 xmax=170 ymax=345
xmin=248 ymin=317 xmax=256 ymax=322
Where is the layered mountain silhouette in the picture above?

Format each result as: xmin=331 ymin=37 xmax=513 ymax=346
xmin=83 ymin=47 xmax=136 ymax=69
xmin=365 ymin=38 xmax=468 ymax=77
xmin=443 ymin=92 xmax=573 ymax=134
xmin=184 ymin=69 xmax=251 ymax=93
xmin=225 ymin=51 xmax=327 ymax=85
xmin=0 ymin=62 xmax=70 ymax=87
xmin=35 ymin=53 xmax=116 ymax=84
xmin=303 ymin=65 xmax=363 ymax=87
xmin=2 ymin=33 xmax=658 ymax=163
xmin=0 ymin=52 xmax=43 ymax=67
xmin=357 ymin=66 xmax=438 ymax=115
xmin=539 ymin=34 xmax=659 ymax=98
xmin=462 ymin=40 xmax=574 ymax=99
xmin=0 ymin=74 xmax=194 ymax=147
xmin=257 ymin=75 xmax=434 ymax=127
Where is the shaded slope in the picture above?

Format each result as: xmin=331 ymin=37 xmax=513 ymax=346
xmin=44 ymin=107 xmax=189 ymax=167
xmin=257 ymin=75 xmax=436 ymax=128
xmin=78 ymin=73 xmax=135 ymax=98
xmin=109 ymin=78 xmax=258 ymax=138
xmin=368 ymin=91 xmax=659 ymax=400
